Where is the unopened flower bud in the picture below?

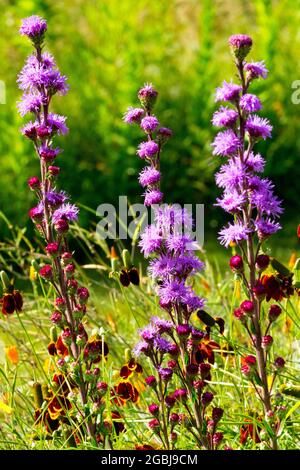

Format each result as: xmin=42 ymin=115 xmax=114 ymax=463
xmin=148 ymin=403 xmax=159 ymax=416
xmin=274 ymin=357 xmax=285 ymax=369
xmin=148 ymin=418 xmax=160 ymax=433
xmin=213 ymin=431 xmax=224 ymax=447
xmin=268 ymin=304 xmax=282 ymax=322
xmin=39 ymin=264 xmax=53 ymax=280
xmin=212 ymin=407 xmax=224 ymax=423
xmin=240 ymin=300 xmax=254 ymax=315
xmin=28 ymin=176 xmax=40 ymax=190
xmin=262 ymin=335 xmax=273 ymax=350
xmin=173 ymin=388 xmax=188 ymax=402
xmin=61 ymin=328 xmax=72 ymax=345
xmin=54 ymin=218 xmax=69 ymax=233
xmin=256 ymin=254 xmax=270 ymax=271
xmin=145 ymin=375 xmax=157 ymax=387
xmin=48 ymin=165 xmax=60 ymax=176
xmin=201 ymin=391 xmax=214 ymax=406
xmin=50 ymin=310 xmax=62 ymax=326
xmin=229 ymin=34 xmax=252 ymax=60
xmin=96 ymin=381 xmax=108 ymax=396
xmin=165 ymin=395 xmax=176 ymax=408
xmin=229 ymin=255 xmax=244 ymax=272
xmin=46 ymin=242 xmax=59 ymax=257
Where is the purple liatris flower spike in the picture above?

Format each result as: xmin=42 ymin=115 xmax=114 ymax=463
xmin=124 ymin=85 xmax=220 ymax=450
xmin=18 ymin=15 xmax=104 ymax=443
xmin=212 ymin=35 xmax=283 ymax=450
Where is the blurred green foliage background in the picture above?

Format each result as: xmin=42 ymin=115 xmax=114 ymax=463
xmin=0 ymin=0 xmax=300 ymax=245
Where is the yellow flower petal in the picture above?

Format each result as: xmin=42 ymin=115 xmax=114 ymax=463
xmin=0 ymin=401 xmax=13 ymax=415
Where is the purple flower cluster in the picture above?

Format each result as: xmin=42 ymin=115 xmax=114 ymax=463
xmin=17 ymin=21 xmax=77 ymax=233
xmin=212 ymin=35 xmax=284 ymax=450
xmin=125 ymin=85 xmax=222 ymax=450
xmin=212 ymin=39 xmax=282 ymax=248
xmin=18 ymin=16 xmax=105 ymax=443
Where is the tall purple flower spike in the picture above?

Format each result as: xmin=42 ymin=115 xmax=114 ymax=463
xmin=124 ymin=85 xmax=223 ymax=450
xmin=212 ymin=34 xmax=283 ymax=450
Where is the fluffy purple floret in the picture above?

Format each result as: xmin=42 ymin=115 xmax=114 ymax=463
xmin=215 ymin=81 xmax=242 ymax=102
xmin=139 ymin=225 xmax=163 ymax=257
xmin=212 ymin=130 xmax=241 ymax=157
xmin=137 ymin=141 xmax=159 ymax=159
xmin=52 ymin=203 xmax=79 ymax=223
xmin=123 ymin=107 xmax=144 ymax=124
xmin=244 ymin=61 xmax=268 ymax=79
xmin=240 ymin=94 xmax=262 ymax=113
xmin=144 ymin=189 xmax=163 ymax=206
xmin=139 ymin=167 xmax=161 ymax=187
xmin=218 ymin=222 xmax=251 ymax=247
xmin=20 ymin=15 xmax=47 ymax=38
xmin=140 ymin=116 xmax=159 ymax=133
xmin=245 ymin=115 xmax=272 ymax=140
xmin=212 ymin=107 xmax=238 ymax=127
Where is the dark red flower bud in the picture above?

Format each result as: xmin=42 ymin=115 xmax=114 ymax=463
xmin=262 ymin=335 xmax=273 ymax=350
xmin=256 ymin=254 xmax=270 ymax=270
xmin=148 ymin=403 xmax=159 ymax=416
xmin=173 ymin=388 xmax=188 ymax=402
xmin=274 ymin=357 xmax=285 ymax=369
xmin=96 ymin=381 xmax=108 ymax=396
xmin=201 ymin=391 xmax=214 ymax=406
xmin=193 ymin=379 xmax=205 ymax=393
xmin=145 ymin=375 xmax=157 ymax=387
xmin=268 ymin=304 xmax=282 ymax=322
xmin=48 ymin=165 xmax=60 ymax=176
xmin=212 ymin=407 xmax=224 ymax=423
xmin=186 ymin=363 xmax=199 ymax=377
xmin=50 ymin=310 xmax=62 ymax=325
xmin=233 ymin=307 xmax=247 ymax=322
xmin=28 ymin=176 xmax=40 ymax=190
xmin=46 ymin=242 xmax=59 ymax=257
xmin=54 ymin=218 xmax=69 ymax=233
xmin=54 ymin=297 xmax=66 ymax=310
xmin=165 ymin=395 xmax=176 ymax=408
xmin=240 ymin=300 xmax=254 ymax=314
xmin=199 ymin=362 xmax=211 ymax=379
xmin=169 ymin=412 xmax=179 ymax=424
xmin=229 ymin=255 xmax=244 ymax=272
xmin=39 ymin=265 xmax=53 ymax=280
xmin=148 ymin=418 xmax=160 ymax=432
xmin=213 ymin=431 xmax=224 ymax=447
